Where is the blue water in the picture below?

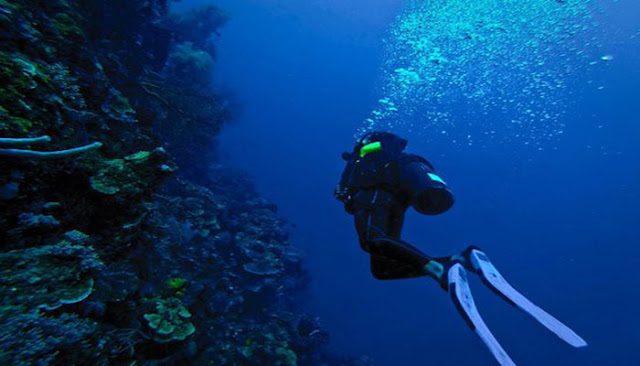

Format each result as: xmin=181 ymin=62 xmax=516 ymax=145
xmin=176 ymin=0 xmax=639 ymax=364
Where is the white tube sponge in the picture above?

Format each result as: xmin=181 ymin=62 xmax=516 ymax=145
xmin=0 ymin=135 xmax=52 ymax=145
xmin=0 ymin=135 xmax=102 ymax=159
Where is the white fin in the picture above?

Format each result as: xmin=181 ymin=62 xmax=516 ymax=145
xmin=448 ymin=264 xmax=517 ymax=366
xmin=470 ymin=250 xmax=588 ymax=348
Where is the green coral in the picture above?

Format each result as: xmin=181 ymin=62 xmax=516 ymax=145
xmin=89 ymin=148 xmax=174 ymax=196
xmin=0 ymin=107 xmax=33 ymax=133
xmin=143 ymin=297 xmax=196 ymax=343
xmin=176 ymin=196 xmax=223 ymax=238
xmin=0 ymin=0 xmax=19 ymax=13
xmin=52 ymin=12 xmax=84 ymax=39
xmin=0 ymin=239 xmax=102 ymax=315
xmin=90 ymin=158 xmax=129 ymax=195
xmin=125 ymin=150 xmax=151 ymax=161
xmin=0 ymin=51 xmax=83 ymax=136
xmin=103 ymin=92 xmax=136 ymax=122
xmin=276 ymin=347 xmax=298 ymax=366
xmin=166 ymin=277 xmax=188 ymax=292
xmin=0 ymin=52 xmax=39 ymax=116
xmin=239 ymin=331 xmax=299 ymax=365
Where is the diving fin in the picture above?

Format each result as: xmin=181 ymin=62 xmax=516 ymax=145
xmin=448 ymin=264 xmax=516 ymax=366
xmin=469 ymin=249 xmax=588 ymax=348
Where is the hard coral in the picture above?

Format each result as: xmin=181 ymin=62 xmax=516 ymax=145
xmin=0 ymin=313 xmax=96 ymax=366
xmin=276 ymin=347 xmax=298 ymax=366
xmin=0 ymin=0 xmax=356 ymax=364
xmin=166 ymin=5 xmax=229 ymax=55
xmin=90 ymin=147 xmax=175 ymax=196
xmin=52 ymin=12 xmax=84 ymax=39
xmin=243 ymin=258 xmax=283 ymax=277
xmin=143 ymin=297 xmax=196 ymax=343
xmin=0 ymin=238 xmax=102 ymax=314
xmin=164 ymin=42 xmax=214 ymax=88
xmin=167 ymin=277 xmax=188 ymax=292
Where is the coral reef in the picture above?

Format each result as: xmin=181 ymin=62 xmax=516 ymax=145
xmin=0 ymin=0 xmax=368 ymax=365
xmin=0 ymin=238 xmax=102 ymax=314
xmin=0 ymin=313 xmax=97 ymax=366
xmin=143 ymin=297 xmax=196 ymax=343
xmin=166 ymin=41 xmax=215 ymax=86
xmin=89 ymin=147 xmax=175 ymax=196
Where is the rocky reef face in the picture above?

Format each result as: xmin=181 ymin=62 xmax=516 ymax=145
xmin=0 ymin=1 xmax=367 ymax=365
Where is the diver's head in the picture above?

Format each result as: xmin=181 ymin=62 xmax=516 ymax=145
xmin=353 ymin=131 xmax=408 ymax=157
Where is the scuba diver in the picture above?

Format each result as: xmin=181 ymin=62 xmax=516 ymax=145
xmin=335 ymin=131 xmax=587 ymax=366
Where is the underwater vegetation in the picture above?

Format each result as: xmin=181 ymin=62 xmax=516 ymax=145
xmin=0 ymin=0 xmax=367 ymax=364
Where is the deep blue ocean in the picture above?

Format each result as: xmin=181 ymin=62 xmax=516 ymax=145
xmin=179 ymin=0 xmax=638 ymax=365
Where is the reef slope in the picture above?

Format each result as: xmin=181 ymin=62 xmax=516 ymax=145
xmin=0 ymin=1 xmax=365 ymax=365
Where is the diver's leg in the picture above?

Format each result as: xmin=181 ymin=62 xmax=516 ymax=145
xmin=351 ymin=189 xmax=480 ymax=282
xmin=351 ymin=189 xmax=436 ymax=279
xmin=367 ymin=236 xmax=434 ymax=279
xmin=366 ymin=240 xmax=481 ymax=285
xmin=354 ymin=208 xmax=436 ymax=279
xmin=352 ymin=188 xmax=454 ymax=280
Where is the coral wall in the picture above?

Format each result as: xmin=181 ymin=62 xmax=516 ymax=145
xmin=0 ymin=1 xmax=366 ymax=364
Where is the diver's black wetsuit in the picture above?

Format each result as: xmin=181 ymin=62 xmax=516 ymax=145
xmin=335 ymin=132 xmax=589 ymax=364
xmin=335 ymin=132 xmax=463 ymax=284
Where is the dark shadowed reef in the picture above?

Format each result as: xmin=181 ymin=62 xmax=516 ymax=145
xmin=0 ymin=1 xmax=368 ymax=365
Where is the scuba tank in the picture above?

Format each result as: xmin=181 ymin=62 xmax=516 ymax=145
xmin=336 ymin=131 xmax=454 ymax=215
